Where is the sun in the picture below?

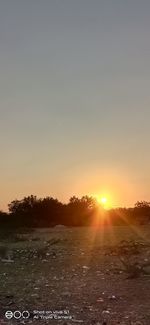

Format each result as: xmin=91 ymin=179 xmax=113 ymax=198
xmin=100 ymin=197 xmax=107 ymax=205
xmin=95 ymin=195 xmax=109 ymax=208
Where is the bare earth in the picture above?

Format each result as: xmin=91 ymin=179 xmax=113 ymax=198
xmin=0 ymin=226 xmax=150 ymax=325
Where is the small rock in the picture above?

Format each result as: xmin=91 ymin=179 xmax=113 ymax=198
xmin=31 ymin=293 xmax=39 ymax=297
xmin=55 ymin=224 xmax=66 ymax=229
xmin=1 ymin=259 xmax=14 ymax=263
xmin=102 ymin=310 xmax=110 ymax=315
xmin=97 ymin=298 xmax=104 ymax=303
xmin=82 ymin=265 xmax=90 ymax=270
xmin=108 ymin=295 xmax=117 ymax=300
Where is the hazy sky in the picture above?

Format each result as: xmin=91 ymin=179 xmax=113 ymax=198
xmin=1 ymin=0 xmax=150 ymax=210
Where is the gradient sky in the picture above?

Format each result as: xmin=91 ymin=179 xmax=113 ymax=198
xmin=1 ymin=0 xmax=150 ymax=210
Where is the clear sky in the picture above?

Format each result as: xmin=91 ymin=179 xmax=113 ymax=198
xmin=0 ymin=0 xmax=150 ymax=210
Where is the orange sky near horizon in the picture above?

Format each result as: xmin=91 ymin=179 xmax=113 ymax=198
xmin=1 ymin=165 xmax=145 ymax=212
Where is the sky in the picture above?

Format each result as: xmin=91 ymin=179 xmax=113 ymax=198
xmin=0 ymin=0 xmax=150 ymax=211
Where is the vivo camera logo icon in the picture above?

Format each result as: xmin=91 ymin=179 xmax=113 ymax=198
xmin=5 ymin=310 xmax=30 ymax=319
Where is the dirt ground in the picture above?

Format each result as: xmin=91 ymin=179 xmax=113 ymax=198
xmin=0 ymin=226 xmax=150 ymax=325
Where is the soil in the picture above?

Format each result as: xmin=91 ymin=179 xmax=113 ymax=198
xmin=0 ymin=226 xmax=150 ymax=325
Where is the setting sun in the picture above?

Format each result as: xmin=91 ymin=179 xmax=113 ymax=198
xmin=94 ymin=194 xmax=111 ymax=209
xmin=100 ymin=197 xmax=107 ymax=204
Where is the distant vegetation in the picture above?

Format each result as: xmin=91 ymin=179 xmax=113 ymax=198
xmin=0 ymin=195 xmax=150 ymax=228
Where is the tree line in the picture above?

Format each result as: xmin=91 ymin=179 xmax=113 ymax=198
xmin=0 ymin=195 xmax=150 ymax=228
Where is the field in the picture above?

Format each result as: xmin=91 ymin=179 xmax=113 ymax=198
xmin=0 ymin=226 xmax=150 ymax=325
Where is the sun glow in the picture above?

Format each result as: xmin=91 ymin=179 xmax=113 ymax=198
xmin=95 ymin=194 xmax=110 ymax=209
xmin=100 ymin=197 xmax=107 ymax=204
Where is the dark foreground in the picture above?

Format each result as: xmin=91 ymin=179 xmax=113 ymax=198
xmin=0 ymin=226 xmax=150 ymax=325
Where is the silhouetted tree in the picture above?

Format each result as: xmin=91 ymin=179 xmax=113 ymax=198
xmin=134 ymin=201 xmax=150 ymax=224
xmin=8 ymin=195 xmax=38 ymax=215
xmin=33 ymin=197 xmax=63 ymax=227
xmin=0 ymin=210 xmax=9 ymax=227
xmin=135 ymin=201 xmax=150 ymax=208
xmin=0 ymin=195 xmax=150 ymax=229
xmin=66 ymin=196 xmax=98 ymax=226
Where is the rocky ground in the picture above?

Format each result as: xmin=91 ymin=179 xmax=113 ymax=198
xmin=0 ymin=226 xmax=150 ymax=325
